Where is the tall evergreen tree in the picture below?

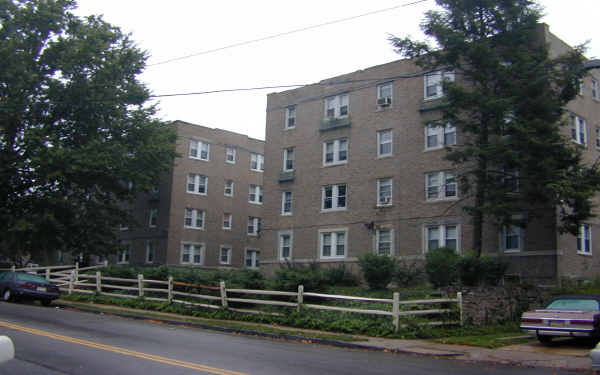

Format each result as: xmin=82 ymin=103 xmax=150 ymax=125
xmin=390 ymin=0 xmax=600 ymax=256
xmin=0 ymin=0 xmax=177 ymax=263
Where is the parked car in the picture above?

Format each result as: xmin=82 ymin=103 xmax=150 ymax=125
xmin=520 ymin=295 xmax=600 ymax=344
xmin=0 ymin=271 xmax=60 ymax=306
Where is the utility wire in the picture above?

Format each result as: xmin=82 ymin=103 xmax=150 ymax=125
xmin=147 ymin=0 xmax=431 ymax=67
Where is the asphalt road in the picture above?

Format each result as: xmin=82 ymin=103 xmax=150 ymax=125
xmin=0 ymin=301 xmax=576 ymax=375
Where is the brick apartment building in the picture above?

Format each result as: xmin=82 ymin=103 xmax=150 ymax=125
xmin=261 ymin=24 xmax=600 ymax=282
xmin=115 ymin=121 xmax=264 ymax=269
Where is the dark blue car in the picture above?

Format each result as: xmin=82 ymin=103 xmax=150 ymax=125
xmin=0 ymin=271 xmax=60 ymax=306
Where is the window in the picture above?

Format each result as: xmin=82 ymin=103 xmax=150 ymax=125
xmin=145 ymin=241 xmax=155 ymax=263
xmin=323 ymin=138 xmax=348 ymax=166
xmin=181 ymin=242 xmax=204 ymax=265
xmin=501 ymin=225 xmax=523 ymax=252
xmin=377 ymin=82 xmax=393 ymax=107
xmin=376 ymin=228 xmax=393 ymax=256
xmin=578 ymin=78 xmax=584 ymax=96
xmin=184 ymin=208 xmax=205 ymax=230
xmin=279 ymin=231 xmax=293 ymax=260
xmin=245 ymin=249 xmax=259 ymax=268
xmin=322 ymin=184 xmax=347 ymax=211
xmin=571 ymin=114 xmax=587 ymax=146
xmin=424 ymin=70 xmax=454 ymax=100
xmin=592 ymin=79 xmax=599 ymax=100
xmin=426 ymin=171 xmax=457 ymax=200
xmin=281 ymin=191 xmax=292 ymax=215
xmin=377 ymin=178 xmax=392 ymax=206
xmin=250 ymin=153 xmax=264 ymax=172
xmin=247 ymin=217 xmax=261 ymax=236
xmin=224 ymin=180 xmax=234 ymax=197
xmin=425 ymin=224 xmax=458 ymax=252
xmin=225 ymin=147 xmax=236 ymax=164
xmin=223 ymin=213 xmax=232 ymax=230
xmin=149 ymin=208 xmax=158 ymax=227
xmin=283 ymin=147 xmax=295 ymax=171
xmin=189 ymin=139 xmax=210 ymax=161
xmin=187 ymin=174 xmax=207 ymax=195
xmin=376 ymin=129 xmax=393 ymax=158
xmin=425 ymin=123 xmax=456 ymax=149
xmin=248 ymin=184 xmax=263 ymax=204
xmin=596 ymin=128 xmax=600 ymax=150
xmin=118 ymin=242 xmax=130 ymax=264
xmin=285 ymin=106 xmax=296 ymax=129
xmin=220 ymin=246 xmax=231 ymax=265
xmin=578 ymin=224 xmax=592 ymax=254
xmin=324 ymin=93 xmax=349 ymax=119
xmin=119 ymin=223 xmax=128 ymax=231
xmin=320 ymin=230 xmax=347 ymax=259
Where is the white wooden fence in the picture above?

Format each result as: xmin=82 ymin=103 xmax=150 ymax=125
xmin=49 ymin=270 xmax=463 ymax=332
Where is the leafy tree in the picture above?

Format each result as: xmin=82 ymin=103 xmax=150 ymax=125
xmin=390 ymin=0 xmax=600 ymax=255
xmin=0 ymin=0 xmax=177 ymax=263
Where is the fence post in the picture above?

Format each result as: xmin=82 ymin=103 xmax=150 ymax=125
xmin=68 ymin=270 xmax=75 ymax=295
xmin=11 ymin=265 xmax=15 ymax=272
xmin=104 ymin=260 xmax=108 ymax=267
xmin=393 ymin=292 xmax=400 ymax=333
xmin=75 ymin=262 xmax=79 ymax=283
xmin=297 ymin=285 xmax=304 ymax=313
xmin=167 ymin=276 xmax=173 ymax=303
xmin=45 ymin=268 xmax=50 ymax=280
xmin=219 ymin=281 xmax=228 ymax=309
xmin=138 ymin=274 xmax=144 ymax=297
xmin=96 ymin=271 xmax=102 ymax=294
xmin=457 ymin=292 xmax=464 ymax=326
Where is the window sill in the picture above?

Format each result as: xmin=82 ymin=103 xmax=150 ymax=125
xmin=320 ymin=256 xmax=347 ymax=260
xmin=247 ymin=233 xmax=259 ymax=237
xmin=376 ymin=203 xmax=393 ymax=208
xmin=375 ymin=105 xmax=392 ymax=112
xmin=225 ymin=161 xmax=236 ymax=165
xmin=250 ymin=169 xmax=264 ymax=173
xmin=423 ymin=146 xmax=447 ymax=153
xmin=577 ymin=251 xmax=593 ymax=257
xmin=322 ymin=161 xmax=347 ymax=168
xmin=503 ymin=249 xmax=521 ymax=254
xmin=425 ymin=197 xmax=458 ymax=203
xmin=189 ymin=157 xmax=210 ymax=162
xmin=321 ymin=208 xmax=347 ymax=213
xmin=376 ymin=154 xmax=393 ymax=159
xmin=224 ymin=194 xmax=233 ymax=198
xmin=222 ymin=227 xmax=231 ymax=231
xmin=281 ymin=213 xmax=292 ymax=216
xmin=249 ymin=201 xmax=263 ymax=205
xmin=184 ymin=226 xmax=205 ymax=231
xmin=187 ymin=191 xmax=208 ymax=196
xmin=284 ymin=126 xmax=296 ymax=131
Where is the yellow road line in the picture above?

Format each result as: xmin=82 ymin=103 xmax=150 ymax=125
xmin=0 ymin=320 xmax=249 ymax=375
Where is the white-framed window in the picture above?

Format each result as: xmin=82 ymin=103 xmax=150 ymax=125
xmin=285 ymin=106 xmax=296 ymax=129
xmin=224 ymin=179 xmax=234 ymax=197
xmin=247 ymin=216 xmax=261 ymax=236
xmin=377 ymin=82 xmax=393 ymax=107
xmin=425 ymin=122 xmax=456 ymax=149
xmin=377 ymin=178 xmax=392 ymax=206
xmin=377 ymin=129 xmax=392 ymax=158
xmin=250 ymin=153 xmax=264 ymax=172
xmin=281 ymin=191 xmax=292 ymax=215
xmin=181 ymin=242 xmax=204 ymax=265
xmin=319 ymin=229 xmax=347 ymax=259
xmin=424 ymin=70 xmax=454 ymax=100
xmin=220 ymin=246 xmax=232 ymax=265
xmin=501 ymin=224 xmax=523 ymax=252
xmin=118 ymin=241 xmax=130 ymax=264
xmin=577 ymin=224 xmax=592 ymax=255
xmin=592 ymin=79 xmax=599 ymax=100
xmin=376 ymin=228 xmax=393 ymax=256
xmin=571 ymin=114 xmax=587 ymax=146
xmin=145 ymin=241 xmax=155 ymax=263
xmin=119 ymin=223 xmax=128 ymax=231
xmin=184 ymin=208 xmax=205 ymax=230
xmin=322 ymin=184 xmax=347 ymax=211
xmin=323 ymin=138 xmax=348 ymax=166
xmin=149 ymin=208 xmax=158 ymax=227
xmin=283 ymin=147 xmax=295 ymax=171
xmin=279 ymin=231 xmax=293 ymax=260
xmin=225 ymin=147 xmax=236 ymax=164
xmin=578 ymin=78 xmax=584 ymax=96
xmin=245 ymin=248 xmax=260 ymax=268
xmin=223 ymin=213 xmax=232 ymax=230
xmin=426 ymin=171 xmax=457 ymax=200
xmin=248 ymin=184 xmax=263 ymax=204
xmin=189 ymin=139 xmax=210 ymax=161
xmin=324 ymin=93 xmax=349 ymax=119
xmin=425 ymin=224 xmax=459 ymax=252
xmin=187 ymin=174 xmax=208 ymax=195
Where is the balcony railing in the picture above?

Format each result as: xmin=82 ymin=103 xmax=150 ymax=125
xmin=320 ymin=116 xmax=351 ymax=132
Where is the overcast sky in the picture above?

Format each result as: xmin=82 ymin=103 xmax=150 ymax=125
xmin=73 ymin=0 xmax=599 ymax=141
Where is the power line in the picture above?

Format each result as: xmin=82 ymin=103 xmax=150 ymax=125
xmin=147 ymin=0 xmax=431 ymax=67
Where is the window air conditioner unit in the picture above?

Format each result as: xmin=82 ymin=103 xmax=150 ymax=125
xmin=377 ymin=97 xmax=392 ymax=106
xmin=380 ymin=197 xmax=391 ymax=205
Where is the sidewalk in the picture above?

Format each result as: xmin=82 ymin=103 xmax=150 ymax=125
xmin=56 ymin=300 xmax=595 ymax=373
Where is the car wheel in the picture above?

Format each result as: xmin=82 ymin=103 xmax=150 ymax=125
xmin=40 ymin=299 xmax=52 ymax=307
xmin=537 ymin=334 xmax=553 ymax=344
xmin=2 ymin=289 xmax=12 ymax=302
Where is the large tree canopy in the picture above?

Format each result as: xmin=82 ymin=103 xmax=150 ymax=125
xmin=0 ymin=0 xmax=177 ymax=263
xmin=390 ymin=0 xmax=600 ymax=255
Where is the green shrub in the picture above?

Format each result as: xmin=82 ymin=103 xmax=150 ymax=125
xmin=359 ymin=253 xmax=395 ymax=290
xmin=480 ymin=256 xmax=510 ymax=286
xmin=273 ymin=263 xmax=327 ymax=292
xmin=425 ymin=247 xmax=459 ymax=287
xmin=323 ymin=265 xmax=359 ymax=287
xmin=393 ymin=259 xmax=425 ymax=287
xmin=457 ymin=252 xmax=484 ymax=286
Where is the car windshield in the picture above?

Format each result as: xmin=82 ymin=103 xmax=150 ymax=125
xmin=545 ymin=299 xmax=599 ymax=311
xmin=16 ymin=273 xmax=49 ymax=284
